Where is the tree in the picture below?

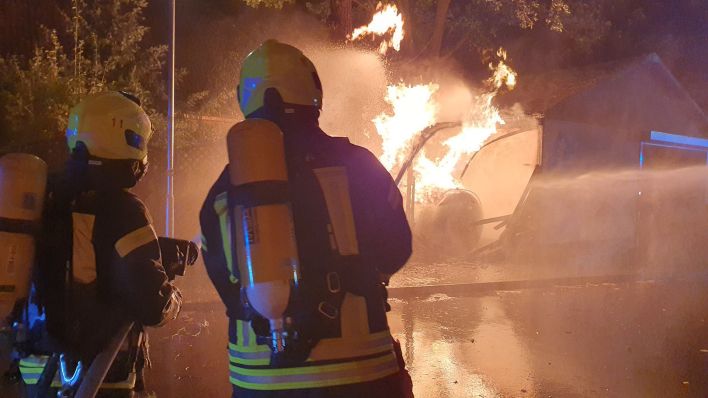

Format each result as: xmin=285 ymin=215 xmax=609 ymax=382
xmin=241 ymin=0 xmax=294 ymax=9
xmin=0 ymin=32 xmax=72 ymax=150
xmin=331 ymin=0 xmax=353 ymax=40
xmin=66 ymin=0 xmax=167 ymax=113
xmin=420 ymin=0 xmax=571 ymax=59
xmin=0 ymin=0 xmax=167 ymax=164
xmin=430 ymin=0 xmax=452 ymax=57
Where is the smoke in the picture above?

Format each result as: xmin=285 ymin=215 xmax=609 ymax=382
xmin=141 ymin=9 xmax=394 ymax=268
xmin=511 ymin=165 xmax=708 ymax=276
xmin=177 ymin=6 xmax=389 ymax=146
xmin=381 ymin=57 xmax=540 ymax=261
xmin=307 ymin=47 xmax=388 ymax=146
xmin=162 ymin=5 xmax=546 ymax=265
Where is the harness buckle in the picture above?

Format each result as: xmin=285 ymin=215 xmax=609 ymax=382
xmin=326 ymin=272 xmax=341 ymax=293
xmin=318 ymin=302 xmax=338 ymax=319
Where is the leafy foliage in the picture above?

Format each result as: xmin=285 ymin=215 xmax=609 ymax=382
xmin=0 ymin=32 xmax=72 ymax=147
xmin=0 ymin=0 xmax=166 ymax=155
xmin=243 ymin=0 xmax=295 ymax=9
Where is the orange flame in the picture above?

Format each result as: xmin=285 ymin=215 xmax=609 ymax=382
xmin=489 ymin=48 xmax=517 ymax=90
xmin=373 ymin=48 xmax=517 ymax=202
xmin=375 ymin=83 xmax=438 ymax=170
xmin=349 ymin=3 xmax=405 ymax=55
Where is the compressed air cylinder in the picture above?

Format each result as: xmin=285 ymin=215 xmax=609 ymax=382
xmin=227 ymin=119 xmax=300 ymax=352
xmin=0 ymin=154 xmax=47 ymax=320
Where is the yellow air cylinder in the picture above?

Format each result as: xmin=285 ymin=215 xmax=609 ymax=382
xmin=0 ymin=154 xmax=47 ymax=320
xmin=227 ymin=119 xmax=300 ymax=352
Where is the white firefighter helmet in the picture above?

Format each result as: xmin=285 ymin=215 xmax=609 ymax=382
xmin=66 ymin=91 xmax=152 ymax=161
xmin=238 ymin=40 xmax=323 ymax=117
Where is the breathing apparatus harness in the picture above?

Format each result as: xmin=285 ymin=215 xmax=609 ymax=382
xmin=228 ymin=131 xmax=365 ymax=367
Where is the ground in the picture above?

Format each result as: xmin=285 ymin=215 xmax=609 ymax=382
xmin=141 ymin=261 xmax=708 ymax=398
xmin=2 ymin=260 xmax=708 ymax=397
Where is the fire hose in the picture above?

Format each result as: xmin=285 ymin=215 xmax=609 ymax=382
xmin=29 ymin=237 xmax=198 ymax=397
xmin=73 ymin=322 xmax=134 ymax=398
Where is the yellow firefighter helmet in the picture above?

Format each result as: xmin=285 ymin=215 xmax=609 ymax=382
xmin=66 ymin=91 xmax=152 ymax=161
xmin=238 ymin=40 xmax=323 ymax=117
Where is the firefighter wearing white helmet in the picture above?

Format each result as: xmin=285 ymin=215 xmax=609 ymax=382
xmin=18 ymin=91 xmax=182 ymax=393
xmin=200 ymin=40 xmax=414 ymax=397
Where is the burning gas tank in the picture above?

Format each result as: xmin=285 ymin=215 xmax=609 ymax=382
xmin=417 ymin=189 xmax=483 ymax=259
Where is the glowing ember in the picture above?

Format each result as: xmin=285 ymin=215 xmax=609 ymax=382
xmin=373 ymin=48 xmax=517 ymax=202
xmin=349 ymin=3 xmax=405 ymax=55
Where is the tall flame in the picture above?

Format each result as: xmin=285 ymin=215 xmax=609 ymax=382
xmin=375 ymin=84 xmax=439 ymax=170
xmin=349 ymin=4 xmax=405 ymax=55
xmin=372 ymin=48 xmax=518 ymax=201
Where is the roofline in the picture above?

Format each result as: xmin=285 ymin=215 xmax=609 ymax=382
xmin=646 ymin=53 xmax=708 ymax=123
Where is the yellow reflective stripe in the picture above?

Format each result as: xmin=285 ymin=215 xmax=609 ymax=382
xmin=115 ymin=224 xmax=156 ymax=258
xmin=229 ymin=352 xmax=395 ymax=377
xmin=214 ymin=192 xmax=238 ymax=284
xmin=230 ymin=370 xmax=397 ymax=391
xmin=71 ymin=213 xmax=97 ymax=283
xmin=312 ymin=167 xmax=359 ymax=255
xmin=228 ymin=342 xmax=271 ymax=353
xmin=229 ymin=320 xmax=271 ymax=365
xmin=228 ymin=326 xmax=393 ymax=357
xmin=231 ymin=320 xmax=270 ymax=352
xmin=19 ymin=357 xmax=48 ymax=368
xmin=19 ymin=355 xmax=48 ymax=383
xmin=229 ymin=354 xmax=270 ymax=366
xmin=19 ymin=366 xmax=44 ymax=374
xmin=20 ymin=356 xmax=45 ymax=385
xmin=226 ymin=320 xmax=400 ymax=390
xmin=228 ymin=351 xmax=399 ymax=390
xmin=308 ymin=329 xmax=394 ymax=362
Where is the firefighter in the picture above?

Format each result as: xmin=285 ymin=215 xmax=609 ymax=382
xmin=19 ymin=91 xmax=182 ymax=392
xmin=199 ymin=40 xmax=413 ymax=397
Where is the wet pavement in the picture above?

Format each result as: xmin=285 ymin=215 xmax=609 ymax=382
xmin=3 ymin=261 xmax=708 ymax=397
xmin=139 ymin=261 xmax=708 ymax=398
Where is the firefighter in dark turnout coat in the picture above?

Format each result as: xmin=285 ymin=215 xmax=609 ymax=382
xmin=199 ymin=40 xmax=413 ymax=397
xmin=19 ymin=91 xmax=182 ymax=389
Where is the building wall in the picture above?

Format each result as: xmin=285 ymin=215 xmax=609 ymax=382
xmin=541 ymin=120 xmax=640 ymax=174
xmin=514 ymin=116 xmax=708 ymax=269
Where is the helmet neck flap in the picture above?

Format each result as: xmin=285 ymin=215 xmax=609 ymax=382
xmin=68 ymin=142 xmax=147 ymax=191
xmin=246 ymin=87 xmax=321 ymax=133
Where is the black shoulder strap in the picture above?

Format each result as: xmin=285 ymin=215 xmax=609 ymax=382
xmin=34 ymin=175 xmax=74 ymax=313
